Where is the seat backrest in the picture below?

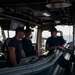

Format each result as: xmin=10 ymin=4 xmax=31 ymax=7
xmin=5 ymin=38 xmax=11 ymax=47
xmin=2 ymin=38 xmax=11 ymax=52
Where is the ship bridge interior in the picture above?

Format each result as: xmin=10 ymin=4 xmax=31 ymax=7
xmin=0 ymin=0 xmax=75 ymax=75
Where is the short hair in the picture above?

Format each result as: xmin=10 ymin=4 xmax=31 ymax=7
xmin=24 ymin=29 xmax=33 ymax=34
xmin=16 ymin=27 xmax=24 ymax=34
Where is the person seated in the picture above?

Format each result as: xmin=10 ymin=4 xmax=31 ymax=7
xmin=6 ymin=27 xmax=25 ymax=67
xmin=22 ymin=28 xmax=36 ymax=57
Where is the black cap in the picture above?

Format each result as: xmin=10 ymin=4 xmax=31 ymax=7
xmin=24 ymin=28 xmax=33 ymax=34
xmin=16 ymin=27 xmax=24 ymax=33
xmin=50 ymin=27 xmax=57 ymax=32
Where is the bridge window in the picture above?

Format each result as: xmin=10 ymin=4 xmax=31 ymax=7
xmin=56 ymin=25 xmax=73 ymax=43
xmin=4 ymin=30 xmax=15 ymax=38
xmin=0 ymin=27 xmax=3 ymax=41
xmin=30 ymin=27 xmax=37 ymax=44
xmin=42 ymin=25 xmax=73 ymax=49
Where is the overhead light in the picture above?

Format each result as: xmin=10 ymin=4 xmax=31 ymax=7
xmin=55 ymin=20 xmax=60 ymax=24
xmin=42 ymin=12 xmax=50 ymax=16
xmin=46 ymin=0 xmax=71 ymax=9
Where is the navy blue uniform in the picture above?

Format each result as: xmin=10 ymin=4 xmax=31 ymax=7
xmin=46 ymin=36 xmax=65 ymax=55
xmin=22 ymin=38 xmax=35 ymax=57
xmin=46 ymin=36 xmax=66 ymax=66
xmin=7 ymin=37 xmax=23 ymax=67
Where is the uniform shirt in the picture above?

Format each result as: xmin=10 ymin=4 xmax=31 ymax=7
xmin=22 ymin=38 xmax=35 ymax=57
xmin=46 ymin=36 xmax=66 ymax=55
xmin=7 ymin=37 xmax=23 ymax=67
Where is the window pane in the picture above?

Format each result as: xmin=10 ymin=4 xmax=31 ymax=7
xmin=4 ymin=30 xmax=15 ymax=38
xmin=30 ymin=27 xmax=37 ymax=43
xmin=56 ymin=25 xmax=73 ymax=43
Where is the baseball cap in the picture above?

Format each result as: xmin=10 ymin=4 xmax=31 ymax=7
xmin=16 ymin=27 xmax=24 ymax=33
xmin=50 ymin=27 xmax=57 ymax=32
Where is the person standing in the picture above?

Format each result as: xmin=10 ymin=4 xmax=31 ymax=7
xmin=22 ymin=29 xmax=36 ymax=57
xmin=45 ymin=27 xmax=65 ymax=55
xmin=45 ymin=27 xmax=72 ymax=75
xmin=7 ymin=27 xmax=25 ymax=67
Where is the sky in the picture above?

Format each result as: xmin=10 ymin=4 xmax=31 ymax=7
xmin=56 ymin=25 xmax=73 ymax=36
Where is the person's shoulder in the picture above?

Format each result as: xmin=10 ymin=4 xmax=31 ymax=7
xmin=57 ymin=36 xmax=65 ymax=41
xmin=22 ymin=38 xmax=30 ymax=43
xmin=48 ymin=37 xmax=51 ymax=39
xmin=9 ymin=37 xmax=17 ymax=44
xmin=8 ymin=38 xmax=15 ymax=46
xmin=10 ymin=37 xmax=16 ymax=41
xmin=47 ymin=37 xmax=51 ymax=40
xmin=22 ymin=38 xmax=27 ymax=41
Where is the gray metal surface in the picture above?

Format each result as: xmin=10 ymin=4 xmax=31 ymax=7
xmin=0 ymin=52 xmax=62 ymax=75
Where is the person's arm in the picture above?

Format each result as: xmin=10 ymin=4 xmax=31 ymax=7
xmin=45 ymin=44 xmax=57 ymax=51
xmin=8 ymin=47 xmax=18 ymax=66
xmin=22 ymin=50 xmax=26 ymax=58
xmin=57 ymin=37 xmax=66 ymax=50
xmin=57 ymin=45 xmax=65 ymax=50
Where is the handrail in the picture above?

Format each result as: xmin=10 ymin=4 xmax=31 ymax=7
xmin=31 ymin=52 xmax=62 ymax=74
xmin=0 ymin=52 xmax=62 ymax=75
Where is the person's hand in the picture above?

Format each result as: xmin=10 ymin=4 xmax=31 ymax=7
xmin=57 ymin=46 xmax=61 ymax=49
xmin=54 ymin=46 xmax=57 ymax=49
xmin=57 ymin=46 xmax=62 ymax=49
